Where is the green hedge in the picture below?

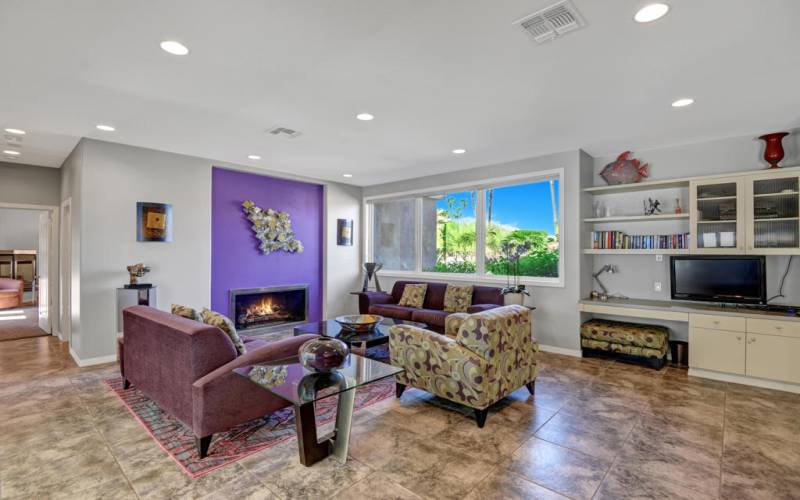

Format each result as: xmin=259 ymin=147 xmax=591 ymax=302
xmin=424 ymin=250 xmax=559 ymax=277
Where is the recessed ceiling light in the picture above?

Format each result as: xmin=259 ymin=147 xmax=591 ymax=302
xmin=160 ymin=40 xmax=189 ymax=56
xmin=356 ymin=113 xmax=374 ymax=121
xmin=2 ymin=150 xmax=21 ymax=156
xmin=452 ymin=148 xmax=467 ymax=154
xmin=342 ymin=173 xmax=353 ymax=178
xmin=671 ymin=98 xmax=694 ymax=108
xmin=248 ymin=155 xmax=261 ymax=160
xmin=634 ymin=3 xmax=670 ymax=23
xmin=4 ymin=128 xmax=26 ymax=135
xmin=96 ymin=124 xmax=116 ymax=132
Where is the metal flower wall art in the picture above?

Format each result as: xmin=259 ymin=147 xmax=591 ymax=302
xmin=242 ymin=200 xmax=304 ymax=255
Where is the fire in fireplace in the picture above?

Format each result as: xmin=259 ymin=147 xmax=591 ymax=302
xmin=230 ymin=285 xmax=308 ymax=333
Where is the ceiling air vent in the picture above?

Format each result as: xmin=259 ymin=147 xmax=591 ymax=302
xmin=267 ymin=126 xmax=301 ymax=139
xmin=514 ymin=0 xmax=586 ymax=44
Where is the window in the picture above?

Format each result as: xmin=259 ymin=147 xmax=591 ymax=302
xmin=366 ymin=170 xmax=563 ymax=286
xmin=371 ymin=198 xmax=416 ymax=271
xmin=421 ymin=191 xmax=477 ymax=273
xmin=485 ymin=180 xmax=559 ymax=278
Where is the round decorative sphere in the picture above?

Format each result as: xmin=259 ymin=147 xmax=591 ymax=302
xmin=299 ymin=337 xmax=349 ymax=373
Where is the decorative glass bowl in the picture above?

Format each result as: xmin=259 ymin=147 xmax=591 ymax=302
xmin=334 ymin=314 xmax=384 ymax=333
xmin=298 ymin=337 xmax=349 ymax=373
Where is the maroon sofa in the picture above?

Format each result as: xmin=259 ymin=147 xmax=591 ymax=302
xmin=118 ymin=306 xmax=316 ymax=458
xmin=358 ymin=280 xmax=504 ymax=332
xmin=0 ymin=278 xmax=23 ymax=309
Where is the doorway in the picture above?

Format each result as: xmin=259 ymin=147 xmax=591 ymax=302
xmin=0 ymin=203 xmax=58 ymax=342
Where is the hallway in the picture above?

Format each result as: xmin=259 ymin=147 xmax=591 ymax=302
xmin=0 ymin=306 xmax=48 ymax=342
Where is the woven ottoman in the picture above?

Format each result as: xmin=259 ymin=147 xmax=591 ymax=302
xmin=580 ymin=318 xmax=669 ymax=369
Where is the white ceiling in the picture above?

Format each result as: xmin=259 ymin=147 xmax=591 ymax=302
xmin=1 ymin=0 xmax=799 ymax=186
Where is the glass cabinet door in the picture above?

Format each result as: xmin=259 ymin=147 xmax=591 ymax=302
xmin=746 ymin=174 xmax=800 ymax=254
xmin=690 ymin=179 xmax=744 ymax=253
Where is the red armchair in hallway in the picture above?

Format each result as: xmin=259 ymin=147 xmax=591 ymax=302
xmin=0 ymin=278 xmax=23 ymax=309
xmin=119 ymin=306 xmax=317 ymax=458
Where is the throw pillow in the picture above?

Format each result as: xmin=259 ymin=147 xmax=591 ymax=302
xmin=171 ymin=304 xmax=200 ymax=321
xmin=398 ymin=283 xmax=427 ymax=309
xmin=201 ymin=308 xmax=247 ymax=355
xmin=443 ymin=284 xmax=473 ymax=313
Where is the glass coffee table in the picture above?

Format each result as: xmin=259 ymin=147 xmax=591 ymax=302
xmin=234 ymin=354 xmax=403 ymax=466
xmin=293 ymin=318 xmax=427 ymax=348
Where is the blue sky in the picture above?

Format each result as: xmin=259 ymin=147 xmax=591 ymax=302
xmin=436 ymin=180 xmax=560 ymax=234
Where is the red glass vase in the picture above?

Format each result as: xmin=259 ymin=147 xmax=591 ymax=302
xmin=759 ymin=132 xmax=789 ymax=169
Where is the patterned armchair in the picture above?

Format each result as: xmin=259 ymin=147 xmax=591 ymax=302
xmin=389 ymin=304 xmax=538 ymax=427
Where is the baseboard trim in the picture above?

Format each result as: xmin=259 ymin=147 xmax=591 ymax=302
xmin=688 ymin=368 xmax=800 ymax=394
xmin=69 ymin=347 xmax=117 ymax=368
xmin=538 ymin=344 xmax=583 ymax=358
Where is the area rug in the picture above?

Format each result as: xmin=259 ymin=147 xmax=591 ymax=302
xmin=105 ymin=347 xmax=395 ymax=478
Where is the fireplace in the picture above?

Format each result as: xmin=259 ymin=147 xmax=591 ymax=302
xmin=230 ymin=285 xmax=308 ymax=333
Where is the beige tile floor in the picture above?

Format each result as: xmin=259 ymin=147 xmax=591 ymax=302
xmin=2 ymin=335 xmax=800 ymax=499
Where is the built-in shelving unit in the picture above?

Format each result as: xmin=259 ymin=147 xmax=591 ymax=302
xmin=583 ymin=165 xmax=800 ymax=256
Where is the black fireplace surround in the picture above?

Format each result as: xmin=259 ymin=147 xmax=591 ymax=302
xmin=230 ymin=285 xmax=308 ymax=333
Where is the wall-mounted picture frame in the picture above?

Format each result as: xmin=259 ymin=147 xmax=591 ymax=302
xmin=137 ymin=202 xmax=173 ymax=242
xmin=337 ymin=218 xmax=353 ymax=246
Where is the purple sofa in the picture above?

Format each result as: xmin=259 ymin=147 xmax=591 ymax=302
xmin=118 ymin=306 xmax=316 ymax=458
xmin=358 ymin=280 xmax=504 ymax=332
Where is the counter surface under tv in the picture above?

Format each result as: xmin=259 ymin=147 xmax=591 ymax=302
xmin=579 ymin=297 xmax=800 ymax=394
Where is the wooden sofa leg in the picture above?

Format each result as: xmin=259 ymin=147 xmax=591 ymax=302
xmin=395 ymin=383 xmax=406 ymax=398
xmin=196 ymin=435 xmax=213 ymax=459
xmin=474 ymin=409 xmax=488 ymax=428
xmin=123 ymin=379 xmax=131 ymax=390
xmin=525 ymin=381 xmax=535 ymax=395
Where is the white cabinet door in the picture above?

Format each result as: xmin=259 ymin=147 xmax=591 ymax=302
xmin=689 ymin=327 xmax=745 ymax=374
xmin=744 ymin=172 xmax=800 ymax=255
xmin=746 ymin=333 xmax=800 ymax=384
xmin=690 ymin=178 xmax=745 ymax=254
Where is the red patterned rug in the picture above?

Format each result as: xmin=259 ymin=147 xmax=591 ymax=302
xmin=105 ymin=363 xmax=394 ymax=477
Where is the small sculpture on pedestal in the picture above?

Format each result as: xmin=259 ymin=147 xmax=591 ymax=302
xmin=362 ymin=263 xmax=383 ymax=292
xmin=126 ymin=263 xmax=152 ymax=289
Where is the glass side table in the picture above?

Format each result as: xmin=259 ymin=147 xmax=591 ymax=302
xmin=234 ymin=353 xmax=403 ymax=466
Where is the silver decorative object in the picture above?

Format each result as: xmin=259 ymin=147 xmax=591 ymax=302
xmin=362 ymin=262 xmax=383 ymax=292
xmin=242 ymin=200 xmax=304 ymax=255
xmin=299 ymin=337 xmax=349 ymax=373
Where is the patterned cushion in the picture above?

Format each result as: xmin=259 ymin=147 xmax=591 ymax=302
xmin=580 ymin=319 xmax=668 ymax=350
xmin=201 ymin=308 xmax=247 ymax=355
xmin=443 ymin=284 xmax=473 ymax=313
xmin=581 ymin=339 xmax=666 ymax=358
xmin=398 ymin=283 xmax=427 ymax=309
xmin=171 ymin=304 xmax=200 ymax=321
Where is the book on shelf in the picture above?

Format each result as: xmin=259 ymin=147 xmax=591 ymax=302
xmin=590 ymin=231 xmax=690 ymax=250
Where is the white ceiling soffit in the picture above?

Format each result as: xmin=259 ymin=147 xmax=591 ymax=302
xmin=0 ymin=1 xmax=799 ymax=185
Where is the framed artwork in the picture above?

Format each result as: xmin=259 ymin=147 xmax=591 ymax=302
xmin=337 ymin=218 xmax=353 ymax=246
xmin=137 ymin=202 xmax=173 ymax=242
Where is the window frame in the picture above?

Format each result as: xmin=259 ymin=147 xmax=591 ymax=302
xmin=363 ymin=168 xmax=565 ymax=288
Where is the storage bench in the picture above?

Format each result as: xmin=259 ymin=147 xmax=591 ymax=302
xmin=580 ymin=318 xmax=669 ymax=369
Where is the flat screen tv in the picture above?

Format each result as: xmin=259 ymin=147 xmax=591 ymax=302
xmin=670 ymin=256 xmax=766 ymax=304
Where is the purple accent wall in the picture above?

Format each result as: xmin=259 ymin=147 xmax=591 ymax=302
xmin=211 ymin=167 xmax=324 ymax=321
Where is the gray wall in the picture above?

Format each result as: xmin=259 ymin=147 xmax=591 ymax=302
xmin=0 ymin=162 xmax=61 ymax=206
xmin=0 ymin=208 xmax=43 ymax=250
xmin=365 ymin=150 xmax=584 ymax=352
xmin=63 ymin=139 xmax=362 ymax=362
